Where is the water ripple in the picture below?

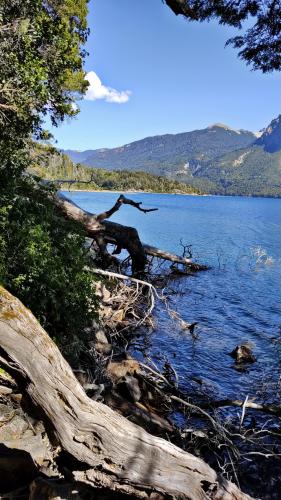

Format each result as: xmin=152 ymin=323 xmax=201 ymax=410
xmin=64 ymin=191 xmax=281 ymax=405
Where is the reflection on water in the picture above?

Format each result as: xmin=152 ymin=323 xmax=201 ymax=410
xmin=63 ymin=191 xmax=281 ymax=404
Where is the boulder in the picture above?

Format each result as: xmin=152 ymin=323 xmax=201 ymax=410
xmin=107 ymin=357 xmax=140 ymax=382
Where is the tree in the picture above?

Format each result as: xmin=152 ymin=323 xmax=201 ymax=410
xmin=0 ymin=0 xmax=98 ymax=350
xmin=164 ymin=0 xmax=281 ymax=72
xmin=0 ymin=0 xmax=88 ymax=139
xmin=0 ymin=0 xmax=89 ymax=192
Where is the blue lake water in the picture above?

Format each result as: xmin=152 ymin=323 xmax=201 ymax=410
xmin=63 ymin=191 xmax=281 ymax=405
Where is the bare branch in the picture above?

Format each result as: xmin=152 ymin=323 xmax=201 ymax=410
xmin=97 ymin=194 xmax=158 ymax=222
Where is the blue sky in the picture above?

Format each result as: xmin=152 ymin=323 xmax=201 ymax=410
xmin=52 ymin=0 xmax=281 ymax=151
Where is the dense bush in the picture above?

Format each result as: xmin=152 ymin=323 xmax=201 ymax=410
xmin=0 ymin=175 xmax=97 ymax=342
xmin=0 ymin=0 xmax=98 ymax=358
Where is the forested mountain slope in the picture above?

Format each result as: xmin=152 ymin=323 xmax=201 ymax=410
xmin=30 ymin=148 xmax=202 ymax=194
xmin=64 ymin=124 xmax=256 ymax=175
xmin=64 ymin=117 xmax=281 ymax=197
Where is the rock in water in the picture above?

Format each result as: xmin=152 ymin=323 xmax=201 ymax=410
xmin=230 ymin=344 xmax=256 ymax=363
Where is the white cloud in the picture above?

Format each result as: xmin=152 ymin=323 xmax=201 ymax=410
xmin=85 ymin=71 xmax=131 ymax=104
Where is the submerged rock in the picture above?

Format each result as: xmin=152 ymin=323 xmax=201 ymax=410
xmin=230 ymin=344 xmax=256 ymax=364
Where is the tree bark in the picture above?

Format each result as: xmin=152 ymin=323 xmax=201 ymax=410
xmin=0 ymin=286 xmax=251 ymax=499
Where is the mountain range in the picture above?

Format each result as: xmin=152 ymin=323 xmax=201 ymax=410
xmin=63 ymin=115 xmax=281 ymax=197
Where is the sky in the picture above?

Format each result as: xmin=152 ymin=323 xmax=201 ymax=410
xmin=52 ymin=0 xmax=281 ymax=151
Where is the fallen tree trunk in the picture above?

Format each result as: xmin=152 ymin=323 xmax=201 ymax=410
xmin=0 ymin=286 xmax=250 ymax=499
xmin=143 ymin=243 xmax=208 ymax=270
xmin=55 ymin=192 xmax=206 ymax=273
xmin=55 ymin=192 xmax=147 ymax=273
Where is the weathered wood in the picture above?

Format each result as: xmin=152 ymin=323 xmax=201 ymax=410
xmin=0 ymin=286 xmax=251 ymax=499
xmin=143 ymin=244 xmax=207 ymax=270
xmin=97 ymin=195 xmax=158 ymax=222
xmin=199 ymin=398 xmax=281 ymax=416
xmin=55 ymin=192 xmax=205 ymax=273
xmin=55 ymin=192 xmax=147 ymax=273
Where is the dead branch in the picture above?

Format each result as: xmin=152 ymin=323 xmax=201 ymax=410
xmin=55 ymin=191 xmax=206 ymax=274
xmin=91 ymin=268 xmax=157 ymax=290
xmin=97 ymin=195 xmax=158 ymax=222
xmin=55 ymin=192 xmax=147 ymax=273
xmin=199 ymin=398 xmax=281 ymax=416
xmin=169 ymin=395 xmax=235 ymax=448
xmin=138 ymin=362 xmax=174 ymax=388
xmin=143 ymin=243 xmax=208 ymax=270
xmin=90 ymin=268 xmax=156 ymax=328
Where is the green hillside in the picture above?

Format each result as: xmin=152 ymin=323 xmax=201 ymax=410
xmin=63 ymin=117 xmax=281 ymax=197
xmin=64 ymin=124 xmax=256 ymax=176
xmin=172 ymin=146 xmax=281 ymax=197
xmin=29 ymin=148 xmax=202 ymax=195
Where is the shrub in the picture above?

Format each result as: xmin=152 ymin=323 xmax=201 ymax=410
xmin=0 ymin=175 xmax=97 ymax=343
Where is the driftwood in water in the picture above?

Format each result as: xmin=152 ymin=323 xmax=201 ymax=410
xmin=55 ymin=192 xmax=205 ymax=273
xmin=199 ymin=398 xmax=281 ymax=416
xmin=0 ymin=286 xmax=251 ymax=499
xmin=55 ymin=192 xmax=147 ymax=273
xmin=143 ymin=244 xmax=208 ymax=270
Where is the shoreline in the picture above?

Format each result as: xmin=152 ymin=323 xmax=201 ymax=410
xmin=61 ymin=188 xmax=202 ymax=196
xmin=60 ymin=189 xmax=281 ymax=200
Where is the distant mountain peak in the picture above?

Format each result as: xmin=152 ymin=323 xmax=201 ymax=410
xmin=208 ymin=123 xmax=242 ymax=134
xmin=255 ymin=114 xmax=281 ymax=152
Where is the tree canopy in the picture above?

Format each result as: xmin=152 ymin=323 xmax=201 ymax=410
xmin=165 ymin=0 xmax=281 ymax=72
xmin=0 ymin=0 xmax=89 ymax=138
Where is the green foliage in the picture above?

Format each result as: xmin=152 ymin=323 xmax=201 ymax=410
xmin=204 ymin=146 xmax=281 ymax=197
xmin=80 ymin=168 xmax=201 ymax=194
xmin=0 ymin=0 xmax=89 ymax=140
xmin=0 ymin=176 xmax=97 ymax=342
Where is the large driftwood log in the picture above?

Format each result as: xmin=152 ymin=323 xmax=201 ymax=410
xmin=0 ymin=286 xmax=250 ymax=499
xmin=55 ymin=192 xmax=205 ymax=273
xmin=55 ymin=192 xmax=147 ymax=273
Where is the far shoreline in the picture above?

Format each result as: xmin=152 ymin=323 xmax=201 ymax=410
xmin=61 ymin=188 xmax=203 ymax=196
xmin=61 ymin=189 xmax=281 ymax=200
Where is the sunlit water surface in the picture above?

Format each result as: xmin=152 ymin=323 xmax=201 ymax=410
xmin=63 ymin=191 xmax=281 ymax=406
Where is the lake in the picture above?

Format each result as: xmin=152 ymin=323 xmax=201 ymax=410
xmin=63 ymin=191 xmax=281 ymax=409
